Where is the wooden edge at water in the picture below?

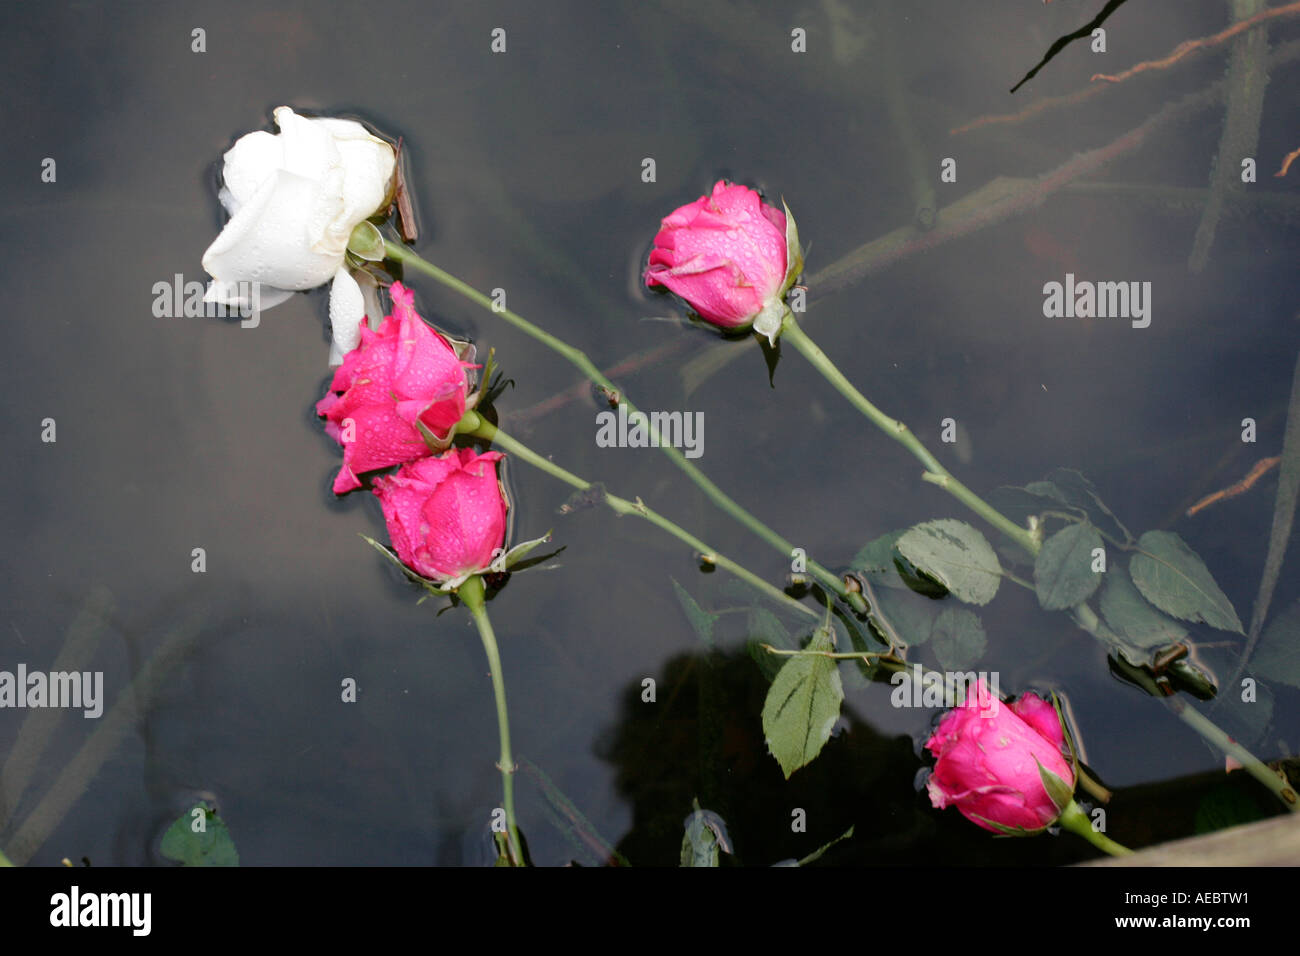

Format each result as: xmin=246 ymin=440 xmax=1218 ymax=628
xmin=1076 ymin=813 xmax=1300 ymax=866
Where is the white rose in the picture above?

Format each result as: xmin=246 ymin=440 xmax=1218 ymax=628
xmin=202 ymin=106 xmax=396 ymax=364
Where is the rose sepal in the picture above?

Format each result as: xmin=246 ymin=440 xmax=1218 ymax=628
xmin=347 ymin=220 xmax=386 ymax=261
xmin=780 ymin=199 xmax=804 ymax=296
xmin=752 ymin=201 xmax=804 ymax=348
xmin=489 ymin=531 xmax=555 ymax=574
xmin=966 ymin=812 xmax=1052 ymax=838
xmin=360 ymin=527 xmax=556 ymax=598
xmin=1035 ymin=755 xmax=1077 ymax=815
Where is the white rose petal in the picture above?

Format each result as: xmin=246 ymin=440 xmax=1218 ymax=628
xmin=327 ymin=265 xmax=365 ymax=365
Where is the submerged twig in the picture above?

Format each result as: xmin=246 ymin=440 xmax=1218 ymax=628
xmin=1010 ymin=0 xmax=1130 ymax=93
xmin=812 ymin=38 xmax=1300 ymax=301
xmin=954 ymin=3 xmax=1300 ymax=136
xmin=1185 ymin=456 xmax=1281 ymax=516
xmin=1276 ymin=145 xmax=1300 ymax=177
xmin=1093 ymin=1 xmax=1300 ymax=84
xmin=1189 ymin=0 xmax=1271 ymax=273
xmin=0 ymin=586 xmax=114 ymax=834
xmin=4 ymin=609 xmax=206 ymax=865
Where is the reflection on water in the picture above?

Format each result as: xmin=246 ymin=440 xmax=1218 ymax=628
xmin=1 ymin=0 xmax=1296 ymax=865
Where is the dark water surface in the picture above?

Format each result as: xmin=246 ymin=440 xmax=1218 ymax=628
xmin=1 ymin=1 xmax=1297 ymax=866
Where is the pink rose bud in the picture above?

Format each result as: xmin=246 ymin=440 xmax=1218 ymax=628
xmin=924 ymin=682 xmax=1075 ymax=834
xmin=371 ymin=448 xmax=508 ymax=583
xmin=317 ymin=282 xmax=474 ymax=494
xmin=645 ymin=180 xmax=791 ymax=336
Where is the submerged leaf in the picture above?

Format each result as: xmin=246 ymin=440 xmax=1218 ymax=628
xmin=851 ymin=529 xmax=909 ymax=588
xmin=929 ymin=608 xmax=988 ymax=671
xmin=1099 ymin=562 xmax=1189 ymax=654
xmin=671 ymin=578 xmax=719 ymax=649
xmin=160 ymin=804 xmax=239 ymax=867
xmin=1253 ymin=598 xmax=1300 ymax=690
xmin=1129 ymin=531 xmax=1244 ymax=634
xmin=747 ymin=607 xmax=795 ymax=683
xmin=896 ymin=519 xmax=1001 ymax=605
xmin=1034 ymin=523 xmax=1104 ymax=610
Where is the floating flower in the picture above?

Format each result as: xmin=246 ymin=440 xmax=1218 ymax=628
xmin=316 ymin=282 xmax=475 ymax=494
xmin=371 ymin=448 xmax=508 ymax=586
xmin=645 ymin=180 xmax=801 ymax=344
xmin=202 ymin=106 xmax=396 ymax=363
xmin=925 ymin=681 xmax=1075 ymax=834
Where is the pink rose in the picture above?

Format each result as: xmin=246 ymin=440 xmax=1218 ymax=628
xmin=645 ymin=180 xmax=791 ymax=335
xmin=924 ymin=682 xmax=1075 ymax=834
xmin=371 ymin=448 xmax=508 ymax=583
xmin=317 ymin=282 xmax=473 ymax=494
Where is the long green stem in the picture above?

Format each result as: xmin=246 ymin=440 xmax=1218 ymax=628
xmin=465 ymin=414 xmax=816 ymax=621
xmin=1169 ymin=696 xmax=1299 ymax=812
xmin=458 ymin=574 xmax=524 ymax=866
xmin=1058 ymin=799 xmax=1133 ymax=856
xmin=781 ymin=314 xmax=1038 ymax=555
xmin=385 ymin=241 xmax=864 ymax=613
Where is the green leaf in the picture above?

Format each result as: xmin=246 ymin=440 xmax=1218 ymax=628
xmin=1252 ymin=598 xmax=1300 ymax=690
xmin=1033 ymin=524 xmax=1104 ymax=610
xmin=761 ymin=624 xmax=844 ymax=779
xmin=160 ymin=804 xmax=239 ymax=867
xmin=896 ymin=519 xmax=1001 ymax=606
xmin=671 ymin=578 xmax=719 ymax=649
xmin=1099 ymin=562 xmax=1189 ymax=654
xmin=1129 ymin=531 xmax=1244 ymax=634
xmin=929 ymin=608 xmax=987 ymax=671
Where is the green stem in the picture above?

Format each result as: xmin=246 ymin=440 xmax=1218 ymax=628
xmin=781 ymin=314 xmax=1038 ymax=555
xmin=1167 ymin=695 xmax=1299 ymax=813
xmin=385 ymin=241 xmax=864 ymax=613
xmin=0 ymin=848 xmax=13 ymax=867
xmin=1058 ymin=799 xmax=1133 ymax=856
xmin=761 ymin=644 xmax=893 ymax=662
xmin=466 ymin=415 xmax=816 ymax=621
xmin=457 ymin=575 xmax=524 ymax=866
